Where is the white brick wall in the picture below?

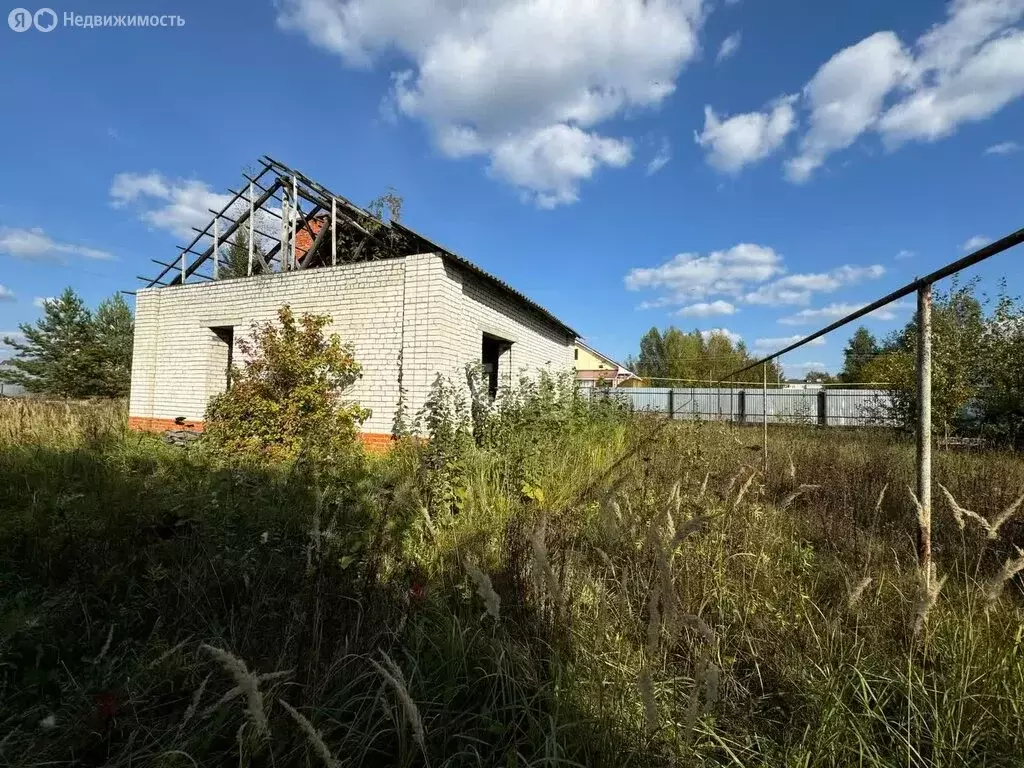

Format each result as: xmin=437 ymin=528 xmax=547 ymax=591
xmin=130 ymin=260 xmax=407 ymax=434
xmin=129 ymin=252 xmax=575 ymax=436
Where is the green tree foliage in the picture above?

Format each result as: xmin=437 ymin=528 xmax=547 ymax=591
xmin=0 ymin=287 xmax=133 ymax=397
xmin=978 ymin=289 xmax=1024 ymax=443
xmin=217 ymin=227 xmax=267 ymax=280
xmin=861 ymin=281 xmax=1021 ymax=436
xmin=92 ymin=294 xmax=134 ymax=397
xmin=839 ymin=327 xmax=880 ymax=384
xmin=629 ymin=326 xmax=782 ymax=384
xmin=803 ymin=370 xmax=836 ymax=384
xmin=204 ymin=305 xmax=369 ymax=462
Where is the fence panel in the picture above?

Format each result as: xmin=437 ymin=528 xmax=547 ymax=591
xmin=587 ymin=385 xmax=894 ymax=428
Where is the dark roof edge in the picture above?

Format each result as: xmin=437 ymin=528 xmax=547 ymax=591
xmin=391 ymin=222 xmax=579 ymax=338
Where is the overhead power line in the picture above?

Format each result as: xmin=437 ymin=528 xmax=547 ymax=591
xmin=719 ymin=227 xmax=1024 ymax=381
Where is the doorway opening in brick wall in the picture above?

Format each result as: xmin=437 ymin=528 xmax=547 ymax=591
xmin=208 ymin=326 xmax=234 ymax=396
xmin=481 ymin=333 xmax=512 ymax=399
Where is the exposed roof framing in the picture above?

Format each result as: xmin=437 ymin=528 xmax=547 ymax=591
xmin=138 ymin=156 xmax=578 ymax=337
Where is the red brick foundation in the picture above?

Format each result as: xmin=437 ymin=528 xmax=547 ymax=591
xmin=127 ymin=416 xmax=395 ymax=453
xmin=128 ymin=416 xmax=204 ymax=432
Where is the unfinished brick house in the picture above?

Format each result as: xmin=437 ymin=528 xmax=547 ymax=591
xmin=128 ymin=157 xmax=578 ymax=449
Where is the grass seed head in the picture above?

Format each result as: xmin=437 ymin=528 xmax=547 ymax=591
xmin=465 ymin=560 xmax=501 ymax=621
xmin=279 ymin=699 xmax=341 ymax=768
xmin=638 ymin=668 xmax=658 ymax=733
xmin=985 ymin=547 xmax=1024 ymax=604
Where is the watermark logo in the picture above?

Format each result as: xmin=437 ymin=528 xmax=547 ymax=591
xmin=8 ymin=7 xmax=32 ymax=30
xmin=8 ymin=8 xmax=184 ymax=30
xmin=34 ymin=7 xmax=56 ymax=31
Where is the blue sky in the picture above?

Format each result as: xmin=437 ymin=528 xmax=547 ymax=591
xmin=1 ymin=0 xmax=1022 ymax=377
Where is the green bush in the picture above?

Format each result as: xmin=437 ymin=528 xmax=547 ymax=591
xmin=204 ymin=306 xmax=369 ymax=464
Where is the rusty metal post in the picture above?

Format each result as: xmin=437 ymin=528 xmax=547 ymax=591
xmin=916 ymin=283 xmax=933 ymax=582
xmin=763 ymin=363 xmax=769 ymax=475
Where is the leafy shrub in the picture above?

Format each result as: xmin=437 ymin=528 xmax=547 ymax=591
xmin=204 ymin=306 xmax=369 ymax=464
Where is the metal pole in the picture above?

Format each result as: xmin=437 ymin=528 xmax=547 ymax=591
xmin=213 ymin=217 xmax=219 ymax=280
xmin=331 ymin=197 xmax=337 ymax=267
xmin=180 ymin=250 xmax=185 ymax=284
xmin=248 ymin=182 xmax=254 ymax=276
xmin=762 ymin=363 xmax=769 ymax=475
xmin=291 ymin=176 xmax=298 ymax=269
xmin=280 ymin=188 xmax=289 ymax=272
xmin=916 ymin=283 xmax=933 ymax=582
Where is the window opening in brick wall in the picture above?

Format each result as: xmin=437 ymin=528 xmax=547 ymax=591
xmin=209 ymin=326 xmax=234 ymax=395
xmin=481 ymin=333 xmax=512 ymax=399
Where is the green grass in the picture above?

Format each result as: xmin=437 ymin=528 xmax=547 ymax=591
xmin=1 ymin=400 xmax=1023 ymax=767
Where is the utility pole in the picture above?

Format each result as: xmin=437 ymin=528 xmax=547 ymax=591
xmin=916 ymin=283 xmax=933 ymax=585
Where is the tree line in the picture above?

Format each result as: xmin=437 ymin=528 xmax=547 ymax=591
xmin=626 ymin=327 xmax=784 ymax=385
xmin=1 ymin=288 xmax=134 ymax=398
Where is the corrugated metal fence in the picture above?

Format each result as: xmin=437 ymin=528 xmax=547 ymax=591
xmin=585 ymin=386 xmax=895 ymax=427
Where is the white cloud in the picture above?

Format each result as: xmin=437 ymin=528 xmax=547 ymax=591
xmin=626 ymin=243 xmax=784 ymax=299
xmin=110 ymin=172 xmax=231 ymax=239
xmin=700 ymin=327 xmax=742 ymax=345
xmin=879 ymin=29 xmax=1024 ymax=145
xmin=962 ymin=234 xmax=990 ymax=250
xmin=676 ymin=299 xmax=737 ymax=317
xmin=778 ymin=300 xmax=910 ymax=325
xmin=0 ymin=227 xmax=113 ymax=262
xmin=705 ymin=0 xmax=1024 ymax=181
xmin=33 ymin=296 xmax=55 ymax=308
xmin=753 ymin=335 xmax=826 ymax=350
xmin=0 ymin=285 xmax=14 ymax=302
xmin=985 ymin=140 xmax=1020 ymax=154
xmin=716 ymin=31 xmax=741 ymax=63
xmin=696 ymin=97 xmax=797 ymax=173
xmin=489 ymin=125 xmax=632 ymax=208
xmin=743 ymin=264 xmax=885 ymax=305
xmin=786 ymin=32 xmax=911 ymax=183
xmin=627 ymin=244 xmax=886 ymax=311
xmin=788 ymin=361 xmax=828 ymax=370
xmin=895 ymin=249 xmax=915 ymax=260
xmin=277 ymin=0 xmax=705 ymax=207
xmin=646 ymin=138 xmax=672 ymax=176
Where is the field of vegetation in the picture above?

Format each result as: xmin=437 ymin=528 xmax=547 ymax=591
xmin=2 ymin=383 xmax=1024 ymax=767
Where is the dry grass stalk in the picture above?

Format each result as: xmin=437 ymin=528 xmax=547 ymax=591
xmin=780 ymin=484 xmax=820 ymax=511
xmin=874 ymin=483 xmax=888 ymax=514
xmin=92 ymin=624 xmax=115 ymax=664
xmin=732 ymin=470 xmax=757 ymax=510
xmin=181 ymin=672 xmax=212 ymax=729
xmin=984 ymin=547 xmax=1024 ymax=604
xmin=938 ymin=484 xmax=990 ymax=533
xmin=147 ymin=639 xmax=190 ymax=669
xmin=279 ymin=699 xmax=341 ymax=768
xmin=645 ymin=581 xmax=662 ymax=656
xmin=683 ymin=659 xmax=710 ymax=742
xmin=638 ymin=667 xmax=659 ymax=733
xmin=680 ymin=613 xmax=716 ymax=645
xmin=912 ymin=564 xmax=947 ymax=637
xmin=787 ymin=452 xmax=796 ymax=481
xmin=847 ymin=576 xmax=874 ymax=610
xmin=670 ymin=514 xmax=715 ymax=550
xmin=723 ymin=469 xmax=743 ymax=501
xmin=703 ymin=661 xmax=721 ymax=714
xmin=370 ymin=651 xmax=425 ymax=751
xmin=988 ymin=491 xmax=1024 ymax=539
xmin=202 ymin=669 xmax=294 ymax=717
xmin=465 ymin=560 xmax=501 ymax=621
xmin=201 ymin=645 xmax=270 ymax=735
xmin=697 ymin=471 xmax=710 ymax=502
xmin=529 ymin=526 xmax=565 ymax=614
